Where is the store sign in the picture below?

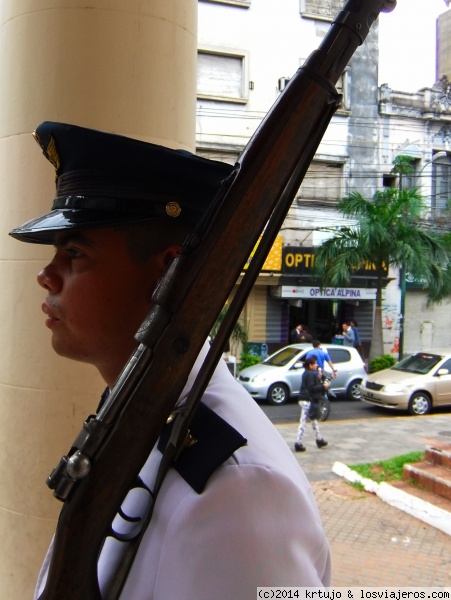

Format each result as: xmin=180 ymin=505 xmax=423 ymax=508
xmin=282 ymin=246 xmax=387 ymax=277
xmin=244 ymin=235 xmax=283 ymax=272
xmin=273 ymin=286 xmax=377 ymax=299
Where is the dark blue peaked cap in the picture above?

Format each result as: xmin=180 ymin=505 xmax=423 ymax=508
xmin=9 ymin=122 xmax=234 ymax=244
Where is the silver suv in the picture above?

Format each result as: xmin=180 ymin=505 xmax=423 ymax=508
xmin=238 ymin=343 xmax=367 ymax=405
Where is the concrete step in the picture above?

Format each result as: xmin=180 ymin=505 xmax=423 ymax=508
xmin=425 ymin=443 xmax=451 ymax=470
xmin=403 ymin=461 xmax=451 ymax=502
xmin=388 ymin=478 xmax=451 ymax=514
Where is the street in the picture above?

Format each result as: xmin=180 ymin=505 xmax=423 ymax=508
xmin=260 ymin=395 xmax=395 ymax=424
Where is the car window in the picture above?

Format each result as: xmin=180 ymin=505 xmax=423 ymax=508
xmin=437 ymin=358 xmax=451 ymax=373
xmin=263 ymin=347 xmax=301 ymax=367
xmin=327 ymin=348 xmax=351 ymax=364
xmin=393 ymin=353 xmax=442 ymax=374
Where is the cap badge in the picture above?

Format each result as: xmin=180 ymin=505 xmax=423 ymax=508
xmin=165 ymin=201 xmax=181 ymax=218
xmin=33 ymin=131 xmax=61 ymax=177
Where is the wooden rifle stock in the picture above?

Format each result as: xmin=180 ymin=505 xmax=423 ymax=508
xmin=37 ymin=1 xmax=396 ymax=598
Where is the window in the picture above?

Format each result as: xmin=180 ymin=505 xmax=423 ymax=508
xmin=298 ymin=59 xmax=348 ymax=111
xmin=432 ymin=155 xmax=451 ymax=214
xmin=383 ymin=158 xmax=420 ymax=190
xmin=335 ymin=70 xmax=349 ymax=112
xmin=300 ymin=0 xmax=342 ymax=21
xmin=327 ymin=349 xmax=351 ymax=364
xmin=404 ymin=160 xmax=420 ymax=189
xmin=197 ymin=49 xmax=248 ymax=103
xmin=383 ymin=174 xmax=396 ymax=188
xmin=296 ymin=161 xmax=343 ymax=204
xmin=438 ymin=359 xmax=451 ymax=374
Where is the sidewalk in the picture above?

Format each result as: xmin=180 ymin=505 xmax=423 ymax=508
xmin=275 ymin=414 xmax=451 ymax=587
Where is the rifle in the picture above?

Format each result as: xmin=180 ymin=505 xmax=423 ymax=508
xmin=37 ymin=1 xmax=396 ymax=598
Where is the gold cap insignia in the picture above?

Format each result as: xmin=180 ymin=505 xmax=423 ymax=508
xmin=33 ymin=131 xmax=61 ymax=179
xmin=166 ymin=201 xmax=181 ymax=218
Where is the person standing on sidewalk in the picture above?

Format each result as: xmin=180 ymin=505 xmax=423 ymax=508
xmin=350 ymin=320 xmax=364 ymax=359
xmin=294 ymin=357 xmax=329 ymax=452
xmin=342 ymin=322 xmax=355 ymax=347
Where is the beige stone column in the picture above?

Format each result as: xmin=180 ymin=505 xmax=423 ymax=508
xmin=0 ymin=1 xmax=197 ymax=597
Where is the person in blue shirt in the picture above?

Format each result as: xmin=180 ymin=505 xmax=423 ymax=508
xmin=305 ymin=340 xmax=337 ymax=378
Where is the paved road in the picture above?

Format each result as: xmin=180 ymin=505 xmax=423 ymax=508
xmin=261 ymin=396 xmax=394 ymax=424
xmin=261 ymin=396 xmax=451 ymax=424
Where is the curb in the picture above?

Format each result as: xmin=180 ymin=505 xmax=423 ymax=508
xmin=332 ymin=461 xmax=451 ymax=537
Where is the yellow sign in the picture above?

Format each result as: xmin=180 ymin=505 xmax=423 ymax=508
xmin=244 ymin=235 xmax=283 ymax=272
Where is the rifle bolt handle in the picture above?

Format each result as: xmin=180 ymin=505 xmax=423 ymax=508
xmin=66 ymin=451 xmax=91 ymax=480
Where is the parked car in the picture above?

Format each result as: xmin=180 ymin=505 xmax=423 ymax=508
xmin=238 ymin=343 xmax=367 ymax=405
xmin=360 ymin=349 xmax=451 ymax=415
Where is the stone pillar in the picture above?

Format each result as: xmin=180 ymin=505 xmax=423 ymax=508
xmin=0 ymin=1 xmax=197 ymax=597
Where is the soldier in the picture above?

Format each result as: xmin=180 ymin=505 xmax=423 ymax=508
xmin=10 ymin=122 xmax=331 ymax=599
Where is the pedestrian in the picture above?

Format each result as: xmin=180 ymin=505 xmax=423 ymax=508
xmin=290 ymin=324 xmax=313 ymax=343
xmin=10 ymin=122 xmax=331 ymax=598
xmin=306 ymin=339 xmax=338 ymax=378
xmin=350 ymin=320 xmax=365 ymax=359
xmin=294 ymin=356 xmax=329 ymax=452
xmin=342 ymin=322 xmax=355 ymax=347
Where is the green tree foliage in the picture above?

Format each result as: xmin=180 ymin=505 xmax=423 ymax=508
xmin=210 ymin=306 xmax=248 ymax=355
xmin=313 ymin=164 xmax=451 ymax=359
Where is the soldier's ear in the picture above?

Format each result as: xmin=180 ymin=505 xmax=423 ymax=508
xmin=149 ymin=245 xmax=181 ymax=273
xmin=162 ymin=245 xmax=181 ymax=266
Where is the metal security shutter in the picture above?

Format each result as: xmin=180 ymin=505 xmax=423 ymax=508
xmin=249 ymin=286 xmax=267 ymax=342
xmin=354 ymin=301 xmax=374 ymax=342
xmin=266 ymin=290 xmax=285 ymax=343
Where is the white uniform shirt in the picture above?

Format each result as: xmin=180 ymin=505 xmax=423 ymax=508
xmin=35 ymin=343 xmax=331 ymax=599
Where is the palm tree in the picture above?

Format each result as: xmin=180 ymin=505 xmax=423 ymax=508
xmin=313 ymin=186 xmax=450 ymax=360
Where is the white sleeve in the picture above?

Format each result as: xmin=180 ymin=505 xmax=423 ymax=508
xmin=149 ymin=463 xmax=331 ymax=600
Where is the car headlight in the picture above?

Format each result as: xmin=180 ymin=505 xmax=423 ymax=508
xmin=383 ymin=383 xmax=408 ymax=394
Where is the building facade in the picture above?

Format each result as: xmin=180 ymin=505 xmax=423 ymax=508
xmin=378 ymin=79 xmax=451 ymax=354
xmin=197 ymin=0 xmax=385 ymax=356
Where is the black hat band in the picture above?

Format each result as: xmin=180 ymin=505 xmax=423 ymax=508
xmin=57 ymin=169 xmax=181 ymax=203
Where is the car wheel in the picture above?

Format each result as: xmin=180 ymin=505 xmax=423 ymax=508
xmin=408 ymin=392 xmax=432 ymax=415
xmin=346 ymin=379 xmax=362 ymax=401
xmin=267 ymin=383 xmax=289 ymax=405
xmin=319 ymin=397 xmax=331 ymax=422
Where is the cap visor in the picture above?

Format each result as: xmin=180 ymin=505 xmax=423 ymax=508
xmin=9 ymin=209 xmax=160 ymax=244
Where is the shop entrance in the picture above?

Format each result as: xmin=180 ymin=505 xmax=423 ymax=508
xmin=288 ymin=299 xmax=335 ymax=343
xmin=288 ymin=299 xmax=372 ymax=344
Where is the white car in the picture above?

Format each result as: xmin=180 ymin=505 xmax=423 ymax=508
xmin=238 ymin=344 xmax=367 ymax=405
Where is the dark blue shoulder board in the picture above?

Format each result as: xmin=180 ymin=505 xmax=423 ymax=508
xmin=158 ymin=402 xmax=247 ymax=494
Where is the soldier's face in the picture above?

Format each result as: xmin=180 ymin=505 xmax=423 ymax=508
xmin=37 ymin=228 xmax=176 ymax=386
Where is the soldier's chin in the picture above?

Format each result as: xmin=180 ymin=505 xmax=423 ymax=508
xmin=50 ymin=336 xmax=87 ymax=364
